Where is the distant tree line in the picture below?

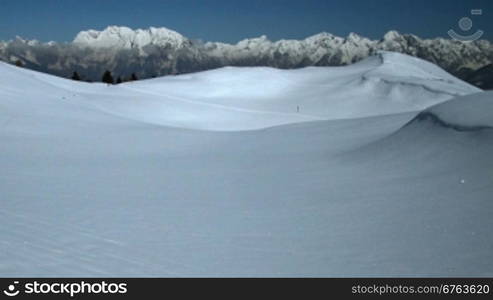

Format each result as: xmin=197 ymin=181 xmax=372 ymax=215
xmin=11 ymin=58 xmax=158 ymax=84
xmin=12 ymin=59 xmax=154 ymax=84
xmin=71 ymin=70 xmax=138 ymax=84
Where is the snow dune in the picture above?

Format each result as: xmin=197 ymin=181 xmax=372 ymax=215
xmin=0 ymin=51 xmax=479 ymax=131
xmin=0 ymin=52 xmax=492 ymax=276
xmin=416 ymin=91 xmax=493 ymax=129
xmin=121 ymin=52 xmax=479 ymax=125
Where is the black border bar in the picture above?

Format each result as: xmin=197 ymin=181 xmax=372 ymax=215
xmin=0 ymin=278 xmax=492 ymax=299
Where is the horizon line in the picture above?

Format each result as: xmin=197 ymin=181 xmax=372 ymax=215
xmin=1 ymin=26 xmax=489 ymax=44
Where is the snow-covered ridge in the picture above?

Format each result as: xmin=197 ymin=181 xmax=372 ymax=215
xmin=0 ymin=52 xmax=480 ymax=131
xmin=385 ymin=91 xmax=493 ymax=136
xmin=412 ymin=112 xmax=492 ymax=132
xmin=413 ymin=91 xmax=493 ymax=129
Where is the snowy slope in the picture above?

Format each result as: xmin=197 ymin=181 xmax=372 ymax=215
xmin=0 ymin=54 xmax=492 ymax=276
xmin=0 ymin=52 xmax=478 ymax=131
xmin=0 ymin=60 xmax=318 ymax=131
xmin=110 ymin=52 xmax=479 ymax=126
xmin=335 ymin=91 xmax=493 ymax=276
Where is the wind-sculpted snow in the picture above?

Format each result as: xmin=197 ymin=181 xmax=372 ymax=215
xmin=116 ymin=52 xmax=479 ymax=125
xmin=0 ymin=52 xmax=479 ymax=130
xmin=412 ymin=112 xmax=492 ymax=132
xmin=422 ymin=91 xmax=493 ymax=128
xmin=1 ymin=54 xmax=492 ymax=276
xmin=349 ymin=91 xmax=493 ymax=157
xmin=390 ymin=91 xmax=493 ymax=135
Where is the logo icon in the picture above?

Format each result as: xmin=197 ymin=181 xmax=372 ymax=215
xmin=448 ymin=9 xmax=484 ymax=42
xmin=3 ymin=282 xmax=20 ymax=297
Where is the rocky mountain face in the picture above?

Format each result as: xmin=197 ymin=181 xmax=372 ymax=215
xmin=1 ymin=26 xmax=492 ymax=87
xmin=462 ymin=64 xmax=493 ymax=90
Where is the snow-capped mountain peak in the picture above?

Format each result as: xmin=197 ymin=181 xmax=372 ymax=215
xmin=346 ymin=32 xmax=364 ymax=41
xmin=382 ymin=30 xmax=403 ymax=41
xmin=236 ymin=35 xmax=272 ymax=50
xmin=13 ymin=36 xmax=40 ymax=46
xmin=73 ymin=25 xmax=188 ymax=49
xmin=304 ymin=32 xmax=342 ymax=43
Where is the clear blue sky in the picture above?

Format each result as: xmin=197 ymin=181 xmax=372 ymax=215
xmin=0 ymin=0 xmax=492 ymax=43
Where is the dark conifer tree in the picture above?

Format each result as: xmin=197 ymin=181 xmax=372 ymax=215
xmin=102 ymin=70 xmax=114 ymax=84
xmin=116 ymin=76 xmax=123 ymax=84
xmin=131 ymin=73 xmax=138 ymax=81
xmin=71 ymin=71 xmax=81 ymax=81
xmin=15 ymin=59 xmax=23 ymax=67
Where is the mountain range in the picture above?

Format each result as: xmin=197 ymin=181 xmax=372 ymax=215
xmin=1 ymin=26 xmax=492 ymax=88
